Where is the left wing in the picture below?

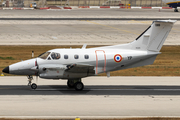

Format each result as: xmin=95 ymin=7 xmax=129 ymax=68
xmin=66 ymin=64 xmax=95 ymax=74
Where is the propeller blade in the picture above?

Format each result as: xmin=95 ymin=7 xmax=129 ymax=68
xmin=35 ymin=58 xmax=39 ymax=76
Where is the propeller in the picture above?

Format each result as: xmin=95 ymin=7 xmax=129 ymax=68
xmin=35 ymin=59 xmax=39 ymax=84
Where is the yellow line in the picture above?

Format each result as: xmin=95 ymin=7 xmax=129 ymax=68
xmin=129 ymin=20 xmax=152 ymax=24
xmin=85 ymin=20 xmax=139 ymax=35
xmin=172 ymin=28 xmax=180 ymax=31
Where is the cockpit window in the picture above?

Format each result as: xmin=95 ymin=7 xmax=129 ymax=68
xmin=51 ymin=52 xmax=60 ymax=60
xmin=39 ymin=52 xmax=51 ymax=59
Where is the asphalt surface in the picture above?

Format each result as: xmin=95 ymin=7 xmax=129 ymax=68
xmin=0 ymin=85 xmax=180 ymax=95
xmin=1 ymin=77 xmax=180 ymax=117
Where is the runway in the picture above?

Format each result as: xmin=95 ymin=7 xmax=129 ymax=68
xmin=0 ymin=76 xmax=180 ymax=117
xmin=1 ymin=85 xmax=180 ymax=95
xmin=1 ymin=76 xmax=180 ymax=95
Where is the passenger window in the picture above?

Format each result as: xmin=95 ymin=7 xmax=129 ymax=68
xmin=47 ymin=57 xmax=51 ymax=60
xmin=64 ymin=55 xmax=68 ymax=59
xmin=51 ymin=52 xmax=60 ymax=60
xmin=74 ymin=55 xmax=79 ymax=59
xmin=84 ymin=55 xmax=89 ymax=59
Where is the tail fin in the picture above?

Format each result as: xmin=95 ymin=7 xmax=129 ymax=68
xmin=130 ymin=20 xmax=176 ymax=52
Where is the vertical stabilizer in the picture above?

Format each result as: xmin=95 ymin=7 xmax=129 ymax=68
xmin=130 ymin=20 xmax=176 ymax=52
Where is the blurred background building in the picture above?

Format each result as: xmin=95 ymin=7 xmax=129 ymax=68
xmin=0 ymin=0 xmax=168 ymax=7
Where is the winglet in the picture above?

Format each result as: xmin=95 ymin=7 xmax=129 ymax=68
xmin=82 ymin=44 xmax=87 ymax=49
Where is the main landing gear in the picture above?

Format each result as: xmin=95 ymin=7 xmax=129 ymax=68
xmin=67 ymin=79 xmax=84 ymax=91
xmin=174 ymin=8 xmax=179 ymax=12
xmin=27 ymin=75 xmax=37 ymax=90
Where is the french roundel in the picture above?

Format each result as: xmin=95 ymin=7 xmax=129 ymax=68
xmin=114 ymin=54 xmax=122 ymax=63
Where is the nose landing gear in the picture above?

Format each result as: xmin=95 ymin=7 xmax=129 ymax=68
xmin=27 ymin=75 xmax=37 ymax=90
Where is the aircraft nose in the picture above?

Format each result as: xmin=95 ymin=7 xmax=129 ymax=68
xmin=2 ymin=66 xmax=9 ymax=73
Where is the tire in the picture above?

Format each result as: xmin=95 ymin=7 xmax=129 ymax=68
xmin=74 ymin=82 xmax=84 ymax=91
xmin=174 ymin=8 xmax=179 ymax=12
xmin=67 ymin=80 xmax=74 ymax=88
xmin=31 ymin=83 xmax=37 ymax=90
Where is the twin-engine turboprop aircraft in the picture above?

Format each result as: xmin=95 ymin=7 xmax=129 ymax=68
xmin=3 ymin=20 xmax=176 ymax=91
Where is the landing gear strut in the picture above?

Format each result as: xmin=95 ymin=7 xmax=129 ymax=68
xmin=27 ymin=75 xmax=37 ymax=90
xmin=67 ymin=80 xmax=75 ymax=88
xmin=174 ymin=8 xmax=179 ymax=12
xmin=67 ymin=79 xmax=84 ymax=91
xmin=27 ymin=75 xmax=33 ymax=86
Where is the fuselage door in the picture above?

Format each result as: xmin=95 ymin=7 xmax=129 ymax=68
xmin=95 ymin=50 xmax=106 ymax=74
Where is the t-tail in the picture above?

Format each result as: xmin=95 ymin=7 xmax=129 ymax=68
xmin=98 ymin=20 xmax=176 ymax=52
xmin=130 ymin=20 xmax=176 ymax=52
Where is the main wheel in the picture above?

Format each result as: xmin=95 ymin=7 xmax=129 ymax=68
xmin=31 ymin=83 xmax=37 ymax=90
xmin=67 ymin=80 xmax=74 ymax=88
xmin=74 ymin=82 xmax=84 ymax=91
xmin=174 ymin=8 xmax=179 ymax=12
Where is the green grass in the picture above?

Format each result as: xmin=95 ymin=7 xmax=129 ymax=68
xmin=0 ymin=56 xmax=15 ymax=60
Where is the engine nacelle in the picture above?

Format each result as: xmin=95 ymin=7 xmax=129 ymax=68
xmin=38 ymin=64 xmax=66 ymax=79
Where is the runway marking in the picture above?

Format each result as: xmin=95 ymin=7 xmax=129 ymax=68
xmin=85 ymin=20 xmax=139 ymax=35
xmin=128 ymin=20 xmax=152 ymax=24
xmin=172 ymin=28 xmax=180 ymax=31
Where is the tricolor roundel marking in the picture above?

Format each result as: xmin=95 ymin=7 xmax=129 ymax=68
xmin=114 ymin=54 xmax=122 ymax=63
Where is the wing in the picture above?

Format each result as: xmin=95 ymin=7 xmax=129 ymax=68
xmin=66 ymin=64 xmax=95 ymax=74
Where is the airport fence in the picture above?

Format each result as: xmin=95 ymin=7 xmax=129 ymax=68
xmin=0 ymin=0 xmax=168 ymax=7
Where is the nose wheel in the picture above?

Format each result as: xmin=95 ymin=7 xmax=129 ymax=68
xmin=31 ymin=83 xmax=37 ymax=90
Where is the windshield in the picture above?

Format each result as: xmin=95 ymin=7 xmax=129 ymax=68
xmin=38 ymin=52 xmax=50 ymax=59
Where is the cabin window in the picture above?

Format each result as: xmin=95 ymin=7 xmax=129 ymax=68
xmin=84 ymin=55 xmax=89 ymax=59
xmin=64 ymin=55 xmax=68 ymax=59
xmin=74 ymin=55 xmax=79 ymax=59
xmin=39 ymin=52 xmax=51 ymax=59
xmin=51 ymin=52 xmax=60 ymax=60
